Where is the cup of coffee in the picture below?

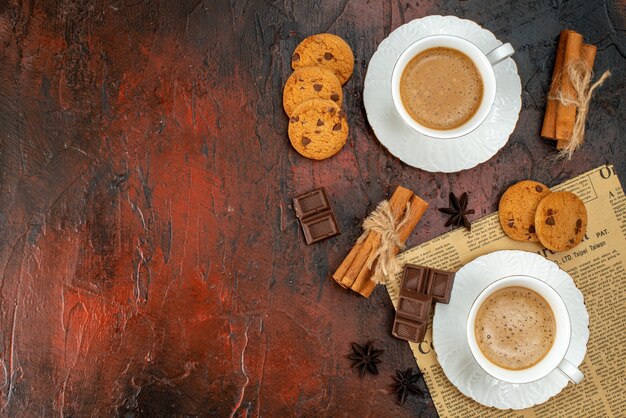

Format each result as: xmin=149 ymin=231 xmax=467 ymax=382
xmin=466 ymin=275 xmax=583 ymax=384
xmin=391 ymin=35 xmax=514 ymax=139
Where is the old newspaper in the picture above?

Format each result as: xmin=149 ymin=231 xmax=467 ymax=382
xmin=386 ymin=165 xmax=626 ymax=417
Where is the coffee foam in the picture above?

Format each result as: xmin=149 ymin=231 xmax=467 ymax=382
xmin=399 ymin=47 xmax=483 ymax=131
xmin=474 ymin=286 xmax=556 ymax=370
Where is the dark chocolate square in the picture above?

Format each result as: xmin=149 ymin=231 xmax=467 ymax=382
xmin=397 ymin=289 xmax=432 ymax=322
xmin=401 ymin=264 xmax=429 ymax=292
xmin=392 ymin=317 xmax=427 ymax=343
xmin=293 ymin=188 xmax=331 ymax=220
xmin=293 ymin=188 xmax=340 ymax=245
xmin=301 ymin=212 xmax=340 ymax=245
xmin=425 ymin=268 xmax=455 ymax=304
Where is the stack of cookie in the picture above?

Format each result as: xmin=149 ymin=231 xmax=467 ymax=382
xmin=498 ymin=180 xmax=588 ymax=252
xmin=283 ymin=34 xmax=354 ymax=160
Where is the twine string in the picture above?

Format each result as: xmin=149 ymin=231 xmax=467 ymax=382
xmin=550 ymin=60 xmax=611 ymax=160
xmin=356 ymin=200 xmax=411 ymax=285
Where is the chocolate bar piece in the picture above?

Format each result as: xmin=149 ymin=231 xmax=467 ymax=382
xmin=293 ymin=188 xmax=331 ymax=220
xmin=425 ymin=268 xmax=455 ymax=304
xmin=392 ymin=317 xmax=427 ymax=343
xmin=293 ymin=188 xmax=340 ymax=245
xmin=397 ymin=289 xmax=432 ymax=322
xmin=401 ymin=264 xmax=429 ymax=293
xmin=301 ymin=212 xmax=340 ymax=245
xmin=391 ymin=264 xmax=455 ymax=344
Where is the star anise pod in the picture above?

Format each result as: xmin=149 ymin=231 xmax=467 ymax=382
xmin=438 ymin=192 xmax=475 ymax=231
xmin=391 ymin=368 xmax=424 ymax=405
xmin=348 ymin=341 xmax=384 ymax=377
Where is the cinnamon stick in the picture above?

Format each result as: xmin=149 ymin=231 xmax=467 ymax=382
xmin=353 ymin=194 xmax=428 ymax=294
xmin=555 ymin=31 xmax=584 ymax=141
xmin=541 ymin=30 xmax=574 ymax=139
xmin=339 ymin=186 xmax=413 ymax=287
xmin=353 ymin=194 xmax=429 ymax=297
xmin=351 ymin=258 xmax=377 ymax=296
xmin=332 ymin=238 xmax=365 ymax=287
xmin=556 ymin=43 xmax=597 ymax=150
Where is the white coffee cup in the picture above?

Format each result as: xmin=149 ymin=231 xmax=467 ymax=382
xmin=391 ymin=35 xmax=514 ymax=139
xmin=466 ymin=275 xmax=584 ymax=384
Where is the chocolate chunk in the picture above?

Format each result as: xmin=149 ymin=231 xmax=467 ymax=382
xmin=300 ymin=212 xmax=340 ymax=245
xmin=293 ymin=188 xmax=330 ymax=219
xmin=292 ymin=188 xmax=340 ymax=245
xmin=425 ymin=268 xmax=455 ymax=304
xmin=535 ymin=185 xmax=543 ymax=192
xmin=546 ymin=216 xmax=555 ymax=225
xmin=292 ymin=53 xmax=300 ymax=62
xmin=324 ymin=52 xmax=333 ymax=60
xmin=313 ymin=83 xmax=322 ymax=92
xmin=339 ymin=110 xmax=347 ymax=118
xmin=569 ymin=239 xmax=575 ymax=244
xmin=401 ymin=265 xmax=429 ymax=293
xmin=314 ymin=130 xmax=321 ymax=134
xmin=392 ymin=317 xmax=427 ymax=344
xmin=392 ymin=265 xmax=456 ymax=344
xmin=290 ymin=116 xmax=299 ymax=123
xmin=328 ymin=107 xmax=336 ymax=114
xmin=397 ymin=290 xmax=432 ymax=322
xmin=333 ymin=123 xmax=342 ymax=131
xmin=316 ymin=119 xmax=324 ymax=126
xmin=529 ymin=225 xmax=536 ymax=233
xmin=576 ymin=219 xmax=582 ymax=228
xmin=392 ymin=291 xmax=431 ymax=344
xmin=301 ymin=136 xmax=311 ymax=146
xmin=507 ymin=219 xmax=514 ymax=227
xmin=330 ymin=93 xmax=339 ymax=102
xmin=317 ymin=58 xmax=322 ymax=63
xmin=547 ymin=209 xmax=554 ymax=216
xmin=400 ymin=264 xmax=456 ymax=305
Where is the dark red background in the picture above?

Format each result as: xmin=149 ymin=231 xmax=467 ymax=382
xmin=0 ymin=1 xmax=624 ymax=416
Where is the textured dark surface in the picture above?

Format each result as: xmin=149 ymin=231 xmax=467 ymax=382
xmin=0 ymin=0 xmax=624 ymax=416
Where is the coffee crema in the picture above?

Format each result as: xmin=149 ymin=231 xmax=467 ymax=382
xmin=400 ymin=47 xmax=483 ymax=131
xmin=474 ymin=286 xmax=555 ymax=370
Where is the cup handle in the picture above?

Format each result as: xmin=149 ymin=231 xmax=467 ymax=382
xmin=557 ymin=358 xmax=584 ymax=384
xmin=486 ymin=43 xmax=515 ymax=66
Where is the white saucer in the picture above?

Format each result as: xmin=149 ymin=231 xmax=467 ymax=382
xmin=363 ymin=15 xmax=522 ymax=172
xmin=432 ymin=250 xmax=589 ymax=410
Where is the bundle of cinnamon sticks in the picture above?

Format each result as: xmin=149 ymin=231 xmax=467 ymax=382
xmin=332 ymin=186 xmax=428 ymax=297
xmin=541 ymin=30 xmax=597 ymax=150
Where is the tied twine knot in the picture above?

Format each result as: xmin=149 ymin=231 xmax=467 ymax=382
xmin=356 ymin=200 xmax=411 ymax=285
xmin=550 ymin=61 xmax=611 ymax=160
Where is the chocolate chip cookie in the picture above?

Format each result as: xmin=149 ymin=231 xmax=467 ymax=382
xmin=291 ymin=34 xmax=354 ymax=85
xmin=288 ymin=99 xmax=349 ymax=160
xmin=535 ymin=191 xmax=587 ymax=252
xmin=283 ymin=66 xmax=343 ymax=116
xmin=498 ymin=180 xmax=551 ymax=242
